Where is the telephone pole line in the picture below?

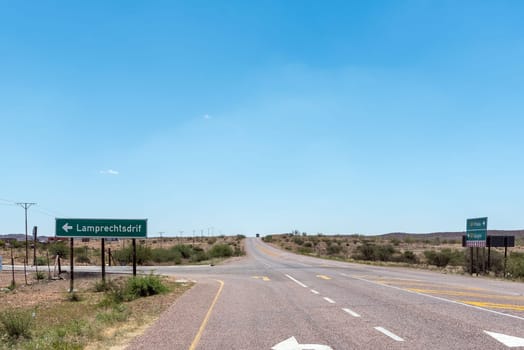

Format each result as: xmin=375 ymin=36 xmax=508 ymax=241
xmin=17 ymin=202 xmax=36 ymax=265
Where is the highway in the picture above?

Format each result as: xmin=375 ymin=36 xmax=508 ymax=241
xmin=124 ymin=238 xmax=524 ymax=349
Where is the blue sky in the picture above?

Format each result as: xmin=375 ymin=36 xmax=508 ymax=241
xmin=1 ymin=1 xmax=523 ymax=236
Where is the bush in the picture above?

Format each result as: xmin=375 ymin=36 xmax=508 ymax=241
xmin=76 ymin=254 xmax=91 ymax=264
xmin=353 ymin=244 xmax=376 ymax=261
xmin=34 ymin=271 xmax=46 ymax=280
xmin=190 ymin=250 xmax=209 ymax=263
xmin=35 ymin=256 xmax=47 ymax=266
xmin=0 ymin=309 xmax=33 ymax=339
xmin=507 ymin=252 xmax=524 ymax=279
xmin=293 ymin=237 xmax=304 ymax=246
xmin=401 ymin=250 xmax=419 ymax=264
xmin=374 ymin=245 xmax=395 ymax=261
xmin=49 ymin=242 xmax=68 ymax=258
xmin=173 ymin=245 xmax=193 ymax=259
xmin=151 ymin=248 xmax=183 ymax=263
xmin=263 ymin=235 xmax=273 ymax=243
xmin=125 ymin=274 xmax=168 ymax=299
xmin=487 ymin=250 xmax=505 ymax=275
xmin=424 ymin=249 xmax=463 ymax=267
xmin=353 ymin=243 xmax=396 ymax=261
xmin=390 ymin=238 xmax=400 ymax=246
xmin=113 ymin=245 xmax=152 ymax=265
xmin=208 ymin=244 xmax=233 ymax=258
xmin=94 ymin=279 xmax=123 ymax=293
xmin=327 ymin=243 xmax=342 ymax=255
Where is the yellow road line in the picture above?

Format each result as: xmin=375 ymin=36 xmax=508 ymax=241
xmin=257 ymin=245 xmax=281 ymax=257
xmin=458 ymin=301 xmax=524 ymax=312
xmin=407 ymin=288 xmax=524 ymax=301
xmin=252 ymin=276 xmax=271 ymax=281
xmin=188 ymin=280 xmax=225 ymax=350
xmin=316 ymin=275 xmax=332 ymax=280
xmin=379 ymin=281 xmax=485 ymax=290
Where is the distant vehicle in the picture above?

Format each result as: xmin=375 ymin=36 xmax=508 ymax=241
xmin=256 ymin=234 xmax=260 ymax=238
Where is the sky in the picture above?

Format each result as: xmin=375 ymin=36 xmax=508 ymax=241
xmin=1 ymin=1 xmax=524 ymax=237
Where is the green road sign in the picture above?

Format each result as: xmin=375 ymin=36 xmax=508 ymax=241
xmin=466 ymin=217 xmax=487 ymax=247
xmin=55 ymin=218 xmax=147 ymax=238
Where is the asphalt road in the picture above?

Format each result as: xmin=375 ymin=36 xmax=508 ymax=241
xmin=122 ymin=238 xmax=524 ymax=349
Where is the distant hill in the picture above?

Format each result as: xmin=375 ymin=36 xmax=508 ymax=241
xmin=376 ymin=230 xmax=524 ymax=241
xmin=0 ymin=233 xmax=26 ymax=241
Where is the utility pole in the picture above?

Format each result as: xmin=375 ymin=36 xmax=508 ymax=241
xmin=17 ymin=202 xmax=36 ymax=265
xmin=159 ymin=232 xmax=164 ymax=248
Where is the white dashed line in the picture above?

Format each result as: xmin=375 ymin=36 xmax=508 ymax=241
xmin=323 ymin=297 xmax=336 ymax=304
xmin=311 ymin=289 xmax=320 ymax=295
xmin=342 ymin=308 xmax=361 ymax=317
xmin=374 ymin=327 xmax=404 ymax=342
xmin=285 ymin=274 xmax=308 ymax=288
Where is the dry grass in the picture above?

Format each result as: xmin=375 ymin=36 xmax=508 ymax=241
xmin=0 ymin=273 xmax=193 ymax=349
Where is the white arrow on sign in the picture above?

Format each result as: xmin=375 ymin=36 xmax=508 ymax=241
xmin=484 ymin=331 xmax=524 ymax=347
xmin=62 ymin=223 xmax=73 ymax=233
xmin=272 ymin=336 xmax=332 ymax=350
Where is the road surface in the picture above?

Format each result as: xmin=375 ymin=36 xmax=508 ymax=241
xmin=121 ymin=238 xmax=524 ymax=349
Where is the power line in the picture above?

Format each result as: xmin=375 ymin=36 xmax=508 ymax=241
xmin=33 ymin=206 xmax=66 ymax=218
xmin=0 ymin=197 xmax=17 ymax=204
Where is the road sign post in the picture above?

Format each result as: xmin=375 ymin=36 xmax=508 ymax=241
xmin=56 ymin=218 xmax=147 ymax=284
xmin=466 ymin=217 xmax=487 ymax=247
xmin=56 ymin=218 xmax=147 ymax=238
xmin=70 ymin=238 xmax=74 ymax=293
xmin=466 ymin=217 xmax=487 ymax=275
xmin=132 ymin=239 xmax=137 ymax=276
xmin=101 ymin=238 xmax=106 ymax=283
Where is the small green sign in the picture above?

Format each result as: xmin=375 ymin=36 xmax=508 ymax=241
xmin=55 ymin=218 xmax=147 ymax=238
xmin=466 ymin=217 xmax=487 ymax=247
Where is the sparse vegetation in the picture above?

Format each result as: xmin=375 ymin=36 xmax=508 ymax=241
xmin=34 ymin=271 xmax=46 ymax=280
xmin=109 ymin=238 xmax=243 ymax=266
xmin=507 ymin=252 xmax=524 ymax=279
xmin=265 ymin=233 xmax=523 ymax=279
xmin=0 ymin=274 xmax=192 ymax=349
xmin=0 ymin=309 xmax=33 ymax=340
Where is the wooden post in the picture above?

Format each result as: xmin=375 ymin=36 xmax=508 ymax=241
xmin=470 ymin=247 xmax=474 ymax=275
xmin=482 ymin=247 xmax=486 ymax=274
xmin=101 ymin=238 xmax=106 ymax=283
xmin=475 ymin=247 xmax=479 ymax=276
xmin=70 ymin=238 xmax=74 ymax=292
xmin=46 ymin=248 xmax=51 ymax=280
xmin=108 ymin=248 xmax=112 ymax=267
xmin=132 ymin=239 xmax=137 ymax=276
xmin=504 ymin=244 xmax=508 ymax=278
xmin=487 ymin=246 xmax=491 ymax=272
xmin=10 ymin=246 xmax=15 ymax=287
xmin=23 ymin=257 xmax=28 ymax=285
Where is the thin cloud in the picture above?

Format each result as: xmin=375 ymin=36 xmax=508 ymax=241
xmin=203 ymin=114 xmax=212 ymax=120
xmin=99 ymin=169 xmax=119 ymax=175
